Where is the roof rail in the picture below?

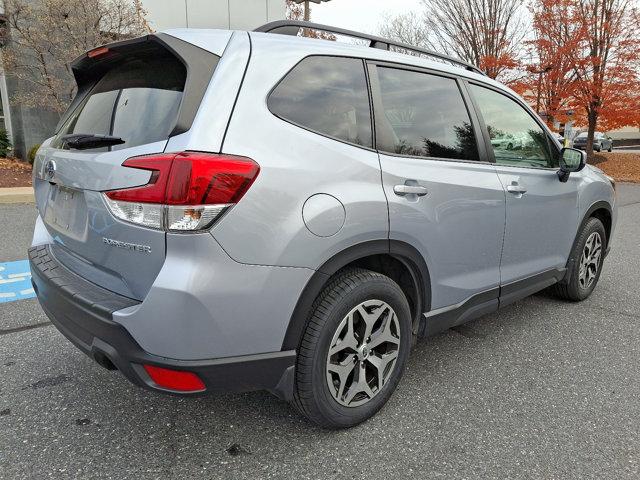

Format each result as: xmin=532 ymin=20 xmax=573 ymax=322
xmin=254 ymin=20 xmax=485 ymax=76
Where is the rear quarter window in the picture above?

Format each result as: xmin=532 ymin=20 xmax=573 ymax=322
xmin=53 ymin=54 xmax=186 ymax=151
xmin=268 ymin=56 xmax=373 ymax=148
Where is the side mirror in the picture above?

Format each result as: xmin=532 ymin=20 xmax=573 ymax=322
xmin=558 ymin=148 xmax=586 ymax=182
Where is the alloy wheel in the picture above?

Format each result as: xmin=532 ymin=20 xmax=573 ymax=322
xmin=578 ymin=232 xmax=602 ymax=289
xmin=325 ymin=300 xmax=401 ymax=407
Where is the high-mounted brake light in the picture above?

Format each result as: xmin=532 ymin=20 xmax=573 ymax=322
xmin=103 ymin=152 xmax=259 ymax=232
xmin=88 ymin=46 xmax=110 ymax=58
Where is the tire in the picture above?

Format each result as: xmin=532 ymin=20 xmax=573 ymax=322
xmin=595 ymin=145 xmax=601 ymax=152
xmin=553 ymin=217 xmax=606 ymax=301
xmin=608 ymin=145 xmax=613 ymax=152
xmin=292 ymin=268 xmax=412 ymax=429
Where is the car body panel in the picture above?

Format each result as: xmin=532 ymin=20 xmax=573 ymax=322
xmin=212 ymin=36 xmax=388 ymax=268
xmin=494 ymin=167 xmax=581 ymax=284
xmin=379 ymin=155 xmax=505 ymax=309
xmin=32 ymin=139 xmax=170 ymax=300
xmin=165 ymin=31 xmax=251 ymax=154
xmin=112 ymin=232 xmax=313 ymax=360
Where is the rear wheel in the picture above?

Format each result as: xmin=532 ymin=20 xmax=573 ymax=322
xmin=292 ymin=268 xmax=411 ymax=429
xmin=554 ymin=217 xmax=606 ymax=301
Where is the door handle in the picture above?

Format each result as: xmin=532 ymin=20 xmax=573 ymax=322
xmin=506 ymin=185 xmax=527 ymax=195
xmin=393 ymin=185 xmax=428 ymax=196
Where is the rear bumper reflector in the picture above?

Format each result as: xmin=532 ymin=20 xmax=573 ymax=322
xmin=142 ymin=365 xmax=206 ymax=393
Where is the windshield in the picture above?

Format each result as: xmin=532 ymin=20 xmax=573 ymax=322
xmin=53 ymin=54 xmax=186 ymax=151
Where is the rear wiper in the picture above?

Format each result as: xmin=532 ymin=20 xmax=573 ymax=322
xmin=61 ymin=133 xmax=125 ymax=150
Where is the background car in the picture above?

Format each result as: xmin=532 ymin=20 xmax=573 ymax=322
xmin=573 ymin=131 xmax=613 ymax=152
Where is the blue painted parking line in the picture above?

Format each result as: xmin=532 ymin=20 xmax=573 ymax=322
xmin=0 ymin=260 xmax=35 ymax=304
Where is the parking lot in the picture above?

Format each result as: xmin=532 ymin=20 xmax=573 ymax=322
xmin=1 ymin=185 xmax=639 ymax=479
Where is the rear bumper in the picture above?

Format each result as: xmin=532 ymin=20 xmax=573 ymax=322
xmin=28 ymin=245 xmax=295 ymax=399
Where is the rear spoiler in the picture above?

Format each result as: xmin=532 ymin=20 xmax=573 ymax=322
xmin=57 ymin=33 xmax=220 ymax=138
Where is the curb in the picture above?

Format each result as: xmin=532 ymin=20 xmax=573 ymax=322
xmin=0 ymin=187 xmax=35 ymax=204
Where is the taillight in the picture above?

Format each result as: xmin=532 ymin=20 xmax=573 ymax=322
xmin=104 ymin=152 xmax=259 ymax=232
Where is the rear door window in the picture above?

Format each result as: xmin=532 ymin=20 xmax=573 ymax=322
xmin=375 ymin=67 xmax=480 ymax=161
xmin=54 ymin=55 xmax=186 ymax=151
xmin=268 ymin=56 xmax=373 ymax=148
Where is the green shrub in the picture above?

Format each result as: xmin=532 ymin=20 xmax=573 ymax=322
xmin=0 ymin=129 xmax=11 ymax=158
xmin=28 ymin=144 xmax=40 ymax=164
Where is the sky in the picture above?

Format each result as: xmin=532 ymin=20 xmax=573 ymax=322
xmin=310 ymin=0 xmax=423 ymax=35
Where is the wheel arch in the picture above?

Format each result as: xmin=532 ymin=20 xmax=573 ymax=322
xmin=281 ymin=240 xmax=431 ymax=351
xmin=581 ymin=201 xmax=613 ymax=248
xmin=563 ymin=200 xmax=612 ymax=282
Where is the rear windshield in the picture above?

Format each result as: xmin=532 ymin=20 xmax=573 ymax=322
xmin=53 ymin=54 xmax=186 ymax=151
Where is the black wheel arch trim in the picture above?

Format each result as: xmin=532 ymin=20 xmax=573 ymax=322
xmin=421 ymin=267 xmax=566 ymax=337
xmin=563 ymin=200 xmax=613 ymax=283
xmin=281 ymin=239 xmax=431 ymax=351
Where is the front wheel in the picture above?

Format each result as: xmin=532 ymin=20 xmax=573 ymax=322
xmin=292 ymin=268 xmax=412 ymax=429
xmin=554 ymin=217 xmax=606 ymax=301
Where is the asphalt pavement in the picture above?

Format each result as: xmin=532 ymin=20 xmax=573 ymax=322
xmin=1 ymin=186 xmax=639 ymax=479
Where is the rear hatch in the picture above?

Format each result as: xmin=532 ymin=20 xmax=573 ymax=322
xmin=33 ymin=34 xmax=222 ymax=300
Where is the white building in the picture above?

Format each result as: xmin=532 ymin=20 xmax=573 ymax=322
xmin=141 ymin=0 xmax=286 ymax=31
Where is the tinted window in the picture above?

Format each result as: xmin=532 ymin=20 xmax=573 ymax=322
xmin=55 ymin=55 xmax=186 ymax=151
xmin=376 ymin=67 xmax=479 ymax=160
xmin=470 ymin=84 xmax=557 ymax=168
xmin=268 ymin=56 xmax=372 ymax=147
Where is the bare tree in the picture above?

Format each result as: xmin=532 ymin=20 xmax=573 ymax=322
xmin=419 ymin=0 xmax=525 ymax=79
xmin=285 ymin=0 xmax=335 ymax=40
xmin=377 ymin=12 xmax=432 ymax=50
xmin=2 ymin=0 xmax=150 ymax=113
xmin=286 ymin=0 xmax=304 ymax=20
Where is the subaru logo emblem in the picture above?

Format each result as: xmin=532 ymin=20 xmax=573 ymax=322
xmin=45 ymin=160 xmax=56 ymax=180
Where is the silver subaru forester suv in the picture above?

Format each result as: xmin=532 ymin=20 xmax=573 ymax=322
xmin=29 ymin=21 xmax=616 ymax=428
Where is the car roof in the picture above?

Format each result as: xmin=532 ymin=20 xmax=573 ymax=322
xmin=248 ymin=30 xmax=510 ymax=90
xmin=162 ymin=26 xmax=515 ymax=98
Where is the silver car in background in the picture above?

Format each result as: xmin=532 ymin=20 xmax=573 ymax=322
xmin=29 ymin=21 xmax=617 ymax=428
xmin=573 ymin=131 xmax=614 ymax=152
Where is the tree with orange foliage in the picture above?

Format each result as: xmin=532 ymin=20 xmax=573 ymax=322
xmin=513 ymin=0 xmax=584 ymax=127
xmin=518 ymin=0 xmax=639 ymax=153
xmin=570 ymin=0 xmax=640 ymax=154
